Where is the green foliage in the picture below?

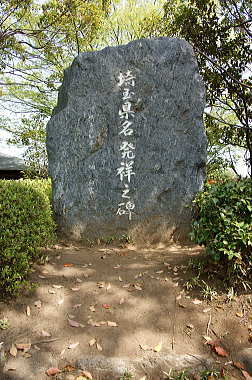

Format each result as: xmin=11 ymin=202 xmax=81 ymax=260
xmin=119 ymin=372 xmax=133 ymax=380
xmin=163 ymin=368 xmax=222 ymax=379
xmin=7 ymin=114 xmax=48 ymax=178
xmin=97 ymin=0 xmax=165 ymax=46
xmin=0 ymin=179 xmax=56 ymax=296
xmin=191 ymin=179 xmax=252 ymax=281
xmin=161 ymin=0 xmax=252 ymax=176
xmin=0 ymin=0 xmax=112 ymax=116
xmin=0 ymin=318 xmax=10 ymax=330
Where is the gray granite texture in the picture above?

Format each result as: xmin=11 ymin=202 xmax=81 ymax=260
xmin=75 ymin=353 xmax=214 ymax=379
xmin=46 ymin=37 xmax=207 ymax=243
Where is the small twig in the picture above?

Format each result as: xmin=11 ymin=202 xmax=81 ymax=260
xmin=206 ymin=314 xmax=212 ymax=336
xmin=31 ymin=338 xmax=61 ymax=345
xmin=210 ymin=328 xmax=219 ymax=338
xmin=188 ymin=354 xmax=209 ymax=370
xmin=172 ymin=293 xmax=177 ymax=350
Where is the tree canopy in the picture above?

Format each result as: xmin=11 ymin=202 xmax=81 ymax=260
xmin=0 ymin=0 xmax=251 ymax=178
xmin=160 ymin=0 xmax=252 ymax=176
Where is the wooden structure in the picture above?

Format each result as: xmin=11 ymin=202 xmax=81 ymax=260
xmin=0 ymin=153 xmax=26 ymax=179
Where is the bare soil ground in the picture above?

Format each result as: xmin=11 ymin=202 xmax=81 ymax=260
xmin=1 ymin=242 xmax=252 ymax=379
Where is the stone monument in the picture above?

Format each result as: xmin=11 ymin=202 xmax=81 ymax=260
xmin=46 ymin=37 xmax=207 ymax=243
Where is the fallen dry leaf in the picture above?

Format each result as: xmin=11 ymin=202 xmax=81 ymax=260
xmin=45 ymin=367 xmax=61 ymax=376
xmin=135 ymin=273 xmax=143 ymax=279
xmin=68 ymin=319 xmax=80 ymax=328
xmin=62 ymin=365 xmax=76 ymax=372
xmin=89 ymin=338 xmax=96 ymax=347
xmin=88 ymin=320 xmax=106 ymax=327
xmin=192 ymin=299 xmax=202 ymax=305
xmin=63 ymin=263 xmax=73 ymax=267
xmin=68 ymin=314 xmax=75 ymax=319
xmin=96 ymin=342 xmax=102 ymax=351
xmin=236 ymin=312 xmax=243 ymax=318
xmin=187 ymin=324 xmax=194 ymax=329
xmin=9 ymin=344 xmax=17 ymax=357
xmin=26 ymin=306 xmax=31 ymax=317
xmin=214 ymin=346 xmax=228 ymax=357
xmin=52 ymin=284 xmax=63 ymax=289
xmin=207 ymin=342 xmax=228 ymax=357
xmin=206 ymin=339 xmax=219 ymax=347
xmin=134 ymin=285 xmax=142 ymax=291
xmin=233 ymin=361 xmax=245 ymax=370
xmin=60 ymin=348 xmax=66 ymax=357
xmin=15 ymin=343 xmax=31 ymax=351
xmin=203 ymin=336 xmax=213 ymax=343
xmin=22 ymin=352 xmax=32 ymax=358
xmin=73 ymin=304 xmax=82 ymax=309
xmin=34 ymin=300 xmax=42 ymax=308
xmin=242 ymin=370 xmax=252 ymax=380
xmin=203 ymin=307 xmax=212 ymax=313
xmin=139 ymin=344 xmax=151 ymax=351
xmin=97 ymin=282 xmax=105 ymax=288
xmin=78 ymin=371 xmax=93 ymax=379
xmin=68 ymin=342 xmax=79 ymax=349
xmin=153 ymin=342 xmax=162 ymax=352
xmin=178 ymin=303 xmax=186 ymax=308
xmin=107 ymin=321 xmax=118 ymax=327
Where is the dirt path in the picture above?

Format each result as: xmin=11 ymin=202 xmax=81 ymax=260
xmin=0 ymin=243 xmax=251 ymax=379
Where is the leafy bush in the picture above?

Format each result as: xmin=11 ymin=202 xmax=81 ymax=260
xmin=0 ymin=179 xmax=56 ymax=296
xmin=191 ymin=179 xmax=252 ymax=281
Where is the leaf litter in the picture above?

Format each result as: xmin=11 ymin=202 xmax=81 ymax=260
xmin=206 ymin=340 xmax=229 ymax=357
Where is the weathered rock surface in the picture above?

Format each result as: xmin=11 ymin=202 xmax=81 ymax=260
xmin=46 ymin=37 xmax=207 ymax=243
xmin=236 ymin=348 xmax=252 ymax=375
xmin=75 ymin=353 xmax=214 ymax=379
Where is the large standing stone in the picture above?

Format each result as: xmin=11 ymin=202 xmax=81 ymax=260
xmin=46 ymin=37 xmax=207 ymax=243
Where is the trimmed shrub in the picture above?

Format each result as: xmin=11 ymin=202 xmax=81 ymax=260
xmin=191 ymin=179 xmax=252 ymax=280
xmin=0 ymin=179 xmax=56 ymax=296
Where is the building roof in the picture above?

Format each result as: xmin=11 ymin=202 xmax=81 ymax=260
xmin=0 ymin=153 xmax=26 ymax=171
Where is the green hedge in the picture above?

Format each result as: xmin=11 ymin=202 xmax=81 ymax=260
xmin=191 ymin=179 xmax=252 ymax=280
xmin=0 ymin=179 xmax=56 ymax=296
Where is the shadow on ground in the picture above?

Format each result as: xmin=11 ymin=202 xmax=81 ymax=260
xmin=0 ymin=243 xmax=250 ymax=379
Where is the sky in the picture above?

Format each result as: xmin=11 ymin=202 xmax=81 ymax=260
xmin=0 ymin=130 xmax=25 ymax=156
